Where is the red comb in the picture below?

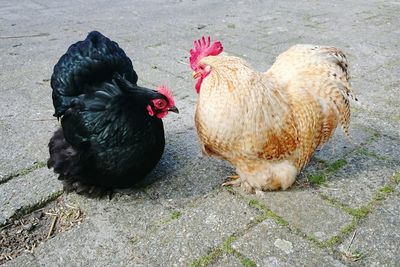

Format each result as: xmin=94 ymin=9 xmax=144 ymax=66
xmin=156 ymin=85 xmax=175 ymax=107
xmin=189 ymin=36 xmax=223 ymax=70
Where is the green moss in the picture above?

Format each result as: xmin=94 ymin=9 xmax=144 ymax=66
xmin=326 ymin=235 xmax=340 ymax=247
xmin=345 ymin=206 xmax=370 ymax=219
xmin=380 ymin=185 xmax=395 ymax=193
xmin=323 ymin=182 xmax=398 ymax=248
xmin=374 ymin=185 xmax=395 ymax=201
xmin=227 ymin=23 xmax=236 ymax=29
xmin=191 ymin=235 xmax=237 ymax=267
xmin=326 ymin=220 xmax=357 ymax=247
xmin=239 ymin=257 xmax=257 ymax=267
xmin=304 ymin=235 xmax=326 ymax=249
xmin=308 ymin=173 xmax=326 ymax=185
xmin=340 ymin=223 xmax=357 ymax=236
xmin=191 ymin=195 xmax=270 ymax=266
xmin=319 ymin=177 xmax=399 ymax=249
xmin=222 ymin=236 xmax=256 ymax=267
xmin=222 ymin=236 xmax=236 ymax=254
xmin=191 ymin=248 xmax=222 ymax=267
xmin=326 ymin=159 xmax=347 ymax=174
xmin=357 ymin=126 xmax=381 ymax=143
xmin=320 ymin=194 xmax=370 ymax=220
xmin=224 ymin=185 xmax=235 ymax=193
xmin=342 ymin=248 xmax=364 ymax=262
xmin=266 ymin=210 xmax=289 ymax=226
xmin=248 ymin=199 xmax=262 ymax=209
xmin=307 ymin=158 xmax=346 ymax=185
xmin=356 ymin=147 xmax=386 ymax=160
xmin=393 ymin=172 xmax=400 ymax=184
xmin=170 ymin=211 xmax=182 ymax=220
xmin=253 ymin=213 xmax=269 ymax=224
xmin=248 ymin=199 xmax=288 ymax=226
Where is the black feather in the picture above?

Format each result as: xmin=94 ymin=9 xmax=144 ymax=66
xmin=51 ymin=31 xmax=138 ymax=118
xmin=48 ymin=31 xmax=167 ymax=197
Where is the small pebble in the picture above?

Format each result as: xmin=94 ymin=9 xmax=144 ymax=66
xmin=22 ymin=223 xmax=34 ymax=231
xmin=33 ymin=211 xmax=44 ymax=219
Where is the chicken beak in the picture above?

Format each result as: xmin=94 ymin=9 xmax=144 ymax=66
xmin=168 ymin=106 xmax=179 ymax=114
xmin=192 ymin=71 xmax=200 ymax=79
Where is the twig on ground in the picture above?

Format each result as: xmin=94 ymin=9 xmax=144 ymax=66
xmin=347 ymin=230 xmax=357 ymax=250
xmin=47 ymin=215 xmax=58 ymax=239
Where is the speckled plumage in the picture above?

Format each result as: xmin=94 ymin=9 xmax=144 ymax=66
xmin=194 ymin=44 xmax=355 ymax=192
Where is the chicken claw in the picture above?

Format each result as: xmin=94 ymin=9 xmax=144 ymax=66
xmin=222 ymin=176 xmax=241 ymax=187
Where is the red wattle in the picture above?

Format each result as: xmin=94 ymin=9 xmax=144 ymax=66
xmin=195 ymin=77 xmax=203 ymax=93
xmin=147 ymin=105 xmax=154 ymax=116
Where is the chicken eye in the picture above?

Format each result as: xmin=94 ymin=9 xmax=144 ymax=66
xmin=155 ymin=99 xmax=167 ymax=109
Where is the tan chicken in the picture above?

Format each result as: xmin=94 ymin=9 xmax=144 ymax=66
xmin=189 ymin=37 xmax=357 ymax=193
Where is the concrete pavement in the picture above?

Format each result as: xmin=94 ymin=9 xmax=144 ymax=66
xmin=0 ymin=0 xmax=399 ymax=266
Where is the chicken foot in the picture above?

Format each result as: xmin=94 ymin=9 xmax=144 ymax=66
xmin=222 ymin=174 xmax=241 ymax=187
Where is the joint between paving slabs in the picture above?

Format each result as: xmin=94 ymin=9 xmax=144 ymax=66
xmin=240 ymin=191 xmax=363 ymax=264
xmin=307 ymin=128 xmax=392 ymax=187
xmin=189 ymin=189 xmax=277 ymax=266
xmin=354 ymin=147 xmax=389 ymax=161
xmin=306 ymin=127 xmax=377 ymax=186
xmin=135 ymin=188 xmax=228 ymax=240
xmin=0 ymin=190 xmax=63 ymax=228
xmin=243 ymin=194 xmax=331 ymax=250
xmin=191 ymin=188 xmax=321 ymax=267
xmin=353 ymin=100 xmax=400 ymax=124
xmin=318 ymin=171 xmax=399 ymax=253
xmin=191 ymin=184 xmax=371 ymax=267
xmin=341 ymin=124 xmax=381 ymax=151
xmin=0 ymin=161 xmax=47 ymax=185
xmin=307 ymin=157 xmax=348 ymax=186
xmin=190 ymin=225 xmax=257 ymax=267
xmin=225 ymin=172 xmax=399 ymax=264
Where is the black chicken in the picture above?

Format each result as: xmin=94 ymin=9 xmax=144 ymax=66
xmin=47 ymin=31 xmax=178 ymax=197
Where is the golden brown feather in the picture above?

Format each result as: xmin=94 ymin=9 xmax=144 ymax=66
xmin=193 ymin=44 xmax=356 ymax=193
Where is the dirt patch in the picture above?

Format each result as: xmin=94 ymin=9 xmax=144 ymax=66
xmin=0 ymin=197 xmax=83 ymax=264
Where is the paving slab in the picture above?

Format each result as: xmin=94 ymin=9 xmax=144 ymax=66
xmin=338 ymin=196 xmax=400 ymax=266
xmin=368 ymin=134 xmax=400 ymax=164
xmin=6 ymin=192 xmax=171 ymax=266
xmin=2 ymin=253 xmax=39 ymax=267
xmin=351 ymin=110 xmax=400 ymax=140
xmin=250 ymin=190 xmax=353 ymax=242
xmin=0 ymin=74 xmax=58 ymax=178
xmin=1 ymin=0 xmax=399 ymax=266
xmin=232 ymin=219 xmax=346 ymax=267
xmin=129 ymin=190 xmax=260 ymax=266
xmin=6 ymin=190 xmax=259 ymax=266
xmin=319 ymin=154 xmax=397 ymax=208
xmin=314 ymin=124 xmax=376 ymax=163
xmin=0 ymin=168 xmax=62 ymax=225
